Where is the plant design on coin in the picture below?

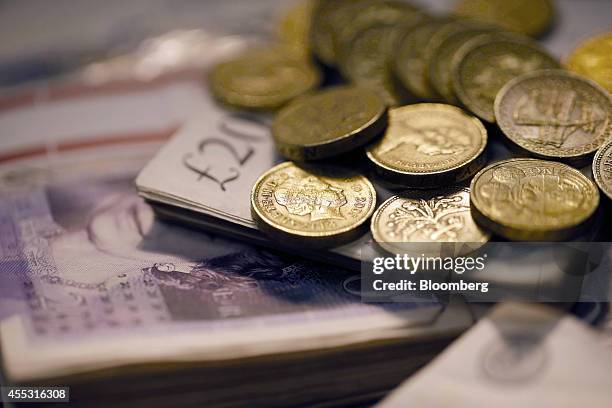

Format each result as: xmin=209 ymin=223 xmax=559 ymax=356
xmin=372 ymin=188 xmax=489 ymax=255
xmin=389 ymin=193 xmax=467 ymax=241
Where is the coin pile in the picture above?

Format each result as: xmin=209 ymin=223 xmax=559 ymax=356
xmin=208 ymin=0 xmax=611 ymax=248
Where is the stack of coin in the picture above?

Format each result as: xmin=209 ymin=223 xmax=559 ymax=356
xmin=205 ymin=0 xmax=610 ymax=248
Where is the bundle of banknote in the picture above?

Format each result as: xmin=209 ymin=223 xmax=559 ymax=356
xmin=1 ymin=0 xmax=611 ymax=407
xmin=0 ymin=9 xmax=475 ymax=407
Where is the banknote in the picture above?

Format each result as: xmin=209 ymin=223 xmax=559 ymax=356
xmin=0 ymin=138 xmax=474 ymax=384
xmin=377 ymin=302 xmax=612 ymax=408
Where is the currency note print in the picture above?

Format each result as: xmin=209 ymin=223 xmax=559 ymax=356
xmin=136 ymin=93 xmax=283 ymax=225
xmin=0 ymin=138 xmax=435 ymax=342
xmin=180 ymin=111 xmax=272 ymax=192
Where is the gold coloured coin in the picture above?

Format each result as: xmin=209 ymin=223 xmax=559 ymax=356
xmin=495 ymin=70 xmax=611 ymax=166
xmin=470 ymin=158 xmax=600 ymax=241
xmin=566 ymin=32 xmax=612 ymax=93
xmin=277 ymin=0 xmax=316 ymax=60
xmin=251 ymin=162 xmax=377 ymax=247
xmin=453 ymin=0 xmax=554 ymax=37
xmin=429 ymin=26 xmax=497 ymax=104
xmin=593 ymin=139 xmax=612 ymax=201
xmin=394 ymin=19 xmax=448 ymax=101
xmin=273 ymin=86 xmax=387 ymax=160
xmin=310 ymin=0 xmax=355 ymax=66
xmin=366 ymin=103 xmax=488 ymax=188
xmin=452 ymin=35 xmax=559 ymax=122
xmin=339 ymin=23 xmax=408 ymax=106
xmin=421 ymin=20 xmax=473 ymax=96
xmin=371 ymin=187 xmax=490 ymax=256
xmin=210 ymin=49 xmax=320 ymax=111
xmin=331 ymin=0 xmax=425 ymax=60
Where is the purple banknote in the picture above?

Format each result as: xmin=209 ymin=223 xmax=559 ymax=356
xmin=0 ymin=139 xmax=435 ymax=340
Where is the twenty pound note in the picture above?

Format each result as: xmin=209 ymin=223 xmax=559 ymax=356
xmin=135 ymin=88 xmax=386 ymax=269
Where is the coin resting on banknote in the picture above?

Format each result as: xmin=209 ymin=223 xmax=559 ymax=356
xmin=593 ymin=139 xmax=612 ymax=201
xmin=452 ymin=35 xmax=560 ymax=123
xmin=272 ymin=86 xmax=387 ymax=161
xmin=209 ymin=48 xmax=320 ymax=110
xmin=366 ymin=104 xmax=487 ymax=188
xmin=566 ymin=31 xmax=612 ymax=93
xmin=250 ymin=162 xmax=377 ymax=247
xmin=470 ymin=158 xmax=600 ymax=241
xmin=371 ymin=187 xmax=490 ymax=256
xmin=495 ymin=70 xmax=612 ymax=166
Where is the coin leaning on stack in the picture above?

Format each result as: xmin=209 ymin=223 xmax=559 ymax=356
xmin=202 ymin=0 xmax=611 ymax=250
xmin=495 ymin=70 xmax=612 ymax=167
xmin=250 ymin=162 xmax=377 ymax=248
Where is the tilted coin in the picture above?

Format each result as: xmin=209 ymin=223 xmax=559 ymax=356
xmin=338 ymin=23 xmax=408 ymax=106
xmin=566 ymin=32 xmax=612 ymax=93
xmin=277 ymin=0 xmax=316 ymax=60
xmin=310 ymin=0 xmax=356 ymax=66
xmin=452 ymin=35 xmax=559 ymax=122
xmin=393 ymin=19 xmax=448 ymax=101
xmin=331 ymin=0 xmax=425 ymax=60
xmin=366 ymin=103 xmax=488 ymax=188
xmin=593 ymin=139 xmax=612 ymax=201
xmin=272 ymin=86 xmax=387 ymax=160
xmin=495 ymin=70 xmax=611 ymax=166
xmin=421 ymin=20 xmax=472 ymax=97
xmin=429 ymin=26 xmax=497 ymax=104
xmin=371 ymin=187 xmax=490 ymax=256
xmin=209 ymin=49 xmax=320 ymax=110
xmin=251 ymin=162 xmax=377 ymax=247
xmin=453 ymin=0 xmax=554 ymax=37
xmin=470 ymin=159 xmax=600 ymax=241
